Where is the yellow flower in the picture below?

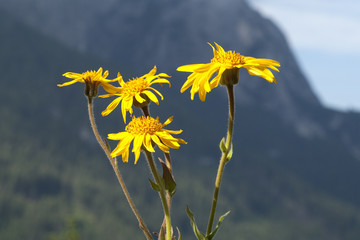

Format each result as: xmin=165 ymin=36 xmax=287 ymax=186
xmin=108 ymin=116 xmax=187 ymax=164
xmin=177 ymin=42 xmax=280 ymax=101
xmin=58 ymin=67 xmax=118 ymax=98
xmin=100 ymin=66 xmax=171 ymax=123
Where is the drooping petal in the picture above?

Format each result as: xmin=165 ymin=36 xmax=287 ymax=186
xmin=143 ymin=134 xmax=155 ymax=152
xmin=147 ymin=87 xmax=164 ymax=100
xmin=101 ymin=97 xmax=121 ymax=116
xmin=102 ymin=82 xmax=121 ymax=94
xmin=122 ymin=148 xmax=129 ymax=163
xmin=142 ymin=90 xmax=159 ymax=105
xmin=165 ymin=129 xmax=183 ymax=135
xmin=134 ymin=93 xmax=146 ymax=103
xmin=110 ymin=134 xmax=134 ymax=157
xmin=132 ymin=134 xmax=145 ymax=161
xmin=151 ymin=135 xmax=169 ymax=153
xmin=180 ymin=72 xmax=196 ymax=93
xmin=57 ymin=79 xmax=80 ymax=87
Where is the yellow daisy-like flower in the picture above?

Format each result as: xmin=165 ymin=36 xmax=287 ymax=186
xmin=177 ymin=42 xmax=280 ymax=101
xmin=58 ymin=67 xmax=118 ymax=98
xmin=100 ymin=66 xmax=171 ymax=123
xmin=108 ymin=116 xmax=187 ymax=164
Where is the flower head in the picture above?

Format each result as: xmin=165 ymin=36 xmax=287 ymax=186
xmin=177 ymin=42 xmax=280 ymax=101
xmin=108 ymin=116 xmax=186 ymax=164
xmin=100 ymin=66 xmax=171 ymax=123
xmin=58 ymin=67 xmax=118 ymax=99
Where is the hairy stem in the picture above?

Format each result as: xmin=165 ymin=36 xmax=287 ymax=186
xmin=206 ymin=85 xmax=235 ymax=236
xmin=144 ymin=150 xmax=172 ymax=240
xmin=87 ymin=98 xmax=153 ymax=240
xmin=141 ymin=105 xmax=173 ymax=240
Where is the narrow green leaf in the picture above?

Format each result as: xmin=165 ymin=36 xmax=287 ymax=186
xmin=207 ymin=211 xmax=231 ymax=240
xmin=219 ymin=137 xmax=226 ymax=153
xmin=159 ymin=226 xmax=165 ymax=240
xmin=186 ymin=206 xmax=206 ymax=240
xmin=148 ymin=178 xmax=160 ymax=192
xmin=160 ymin=161 xmax=177 ymax=196
xmin=104 ymin=139 xmax=111 ymax=152
xmin=176 ymin=227 xmax=182 ymax=240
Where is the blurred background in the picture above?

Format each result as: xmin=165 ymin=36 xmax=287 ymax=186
xmin=1 ymin=0 xmax=360 ymax=239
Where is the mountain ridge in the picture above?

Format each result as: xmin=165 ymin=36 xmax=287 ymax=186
xmin=1 ymin=2 xmax=360 ymax=239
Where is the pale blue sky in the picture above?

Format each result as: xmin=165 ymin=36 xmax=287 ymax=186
xmin=249 ymin=0 xmax=360 ymax=111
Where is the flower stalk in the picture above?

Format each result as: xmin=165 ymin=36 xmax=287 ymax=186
xmin=87 ymin=98 xmax=153 ymax=240
xmin=206 ymin=84 xmax=235 ymax=236
xmin=144 ymin=149 xmax=173 ymax=240
xmin=141 ymin=105 xmax=174 ymax=240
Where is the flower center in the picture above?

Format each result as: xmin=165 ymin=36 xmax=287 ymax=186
xmin=211 ymin=50 xmax=245 ymax=65
xmin=122 ymin=78 xmax=149 ymax=97
xmin=82 ymin=70 xmax=99 ymax=82
xmin=126 ymin=116 xmax=163 ymax=135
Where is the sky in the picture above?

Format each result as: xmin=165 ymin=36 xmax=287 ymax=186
xmin=249 ymin=0 xmax=360 ymax=111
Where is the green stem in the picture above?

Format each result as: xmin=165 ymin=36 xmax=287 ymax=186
xmin=206 ymin=85 xmax=235 ymax=236
xmin=144 ymin=150 xmax=172 ymax=240
xmin=87 ymin=98 xmax=153 ymax=240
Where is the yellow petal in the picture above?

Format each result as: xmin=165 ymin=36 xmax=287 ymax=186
xmin=177 ymin=63 xmax=210 ymax=73
xmin=163 ymin=116 xmax=173 ymax=126
xmin=143 ymin=90 xmax=159 ymax=105
xmin=101 ymin=97 xmax=121 ymax=116
xmin=101 ymin=82 xmax=120 ymax=94
xmin=63 ymin=72 xmax=83 ymax=79
xmin=147 ymin=87 xmax=164 ymax=100
xmin=180 ymin=73 xmax=196 ymax=93
xmin=135 ymin=93 xmax=145 ymax=103
xmin=157 ymin=73 xmax=171 ymax=78
xmin=57 ymin=79 xmax=79 ymax=87
xmin=133 ymin=135 xmax=145 ymax=163
xmin=151 ymin=135 xmax=169 ymax=153
xmin=150 ymin=78 xmax=171 ymax=87
xmin=143 ymin=134 xmax=155 ymax=152
xmin=165 ymin=129 xmax=183 ymax=135
xmin=102 ymin=69 xmax=109 ymax=79
xmin=108 ymin=131 xmax=128 ymax=140
xmin=214 ymin=42 xmax=225 ymax=53
xmin=122 ymin=149 xmax=129 ymax=163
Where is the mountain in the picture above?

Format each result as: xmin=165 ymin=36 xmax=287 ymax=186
xmin=1 ymin=1 xmax=360 ymax=239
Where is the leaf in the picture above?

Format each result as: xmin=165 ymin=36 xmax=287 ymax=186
xmin=160 ymin=160 xmax=177 ymax=196
xmin=186 ymin=206 xmax=206 ymax=240
xmin=207 ymin=211 xmax=231 ymax=240
xmin=148 ymin=178 xmax=160 ymax=192
xmin=158 ymin=226 xmax=165 ymax=240
xmin=225 ymin=143 xmax=233 ymax=162
xmin=176 ymin=227 xmax=182 ymax=240
xmin=104 ymin=139 xmax=111 ymax=152
xmin=219 ymin=137 xmax=226 ymax=153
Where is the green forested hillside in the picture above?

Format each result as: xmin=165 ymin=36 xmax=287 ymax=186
xmin=1 ymin=10 xmax=360 ymax=240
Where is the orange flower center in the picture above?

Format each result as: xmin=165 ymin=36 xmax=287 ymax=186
xmin=126 ymin=116 xmax=163 ymax=135
xmin=122 ymin=78 xmax=149 ymax=97
xmin=211 ymin=50 xmax=245 ymax=66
